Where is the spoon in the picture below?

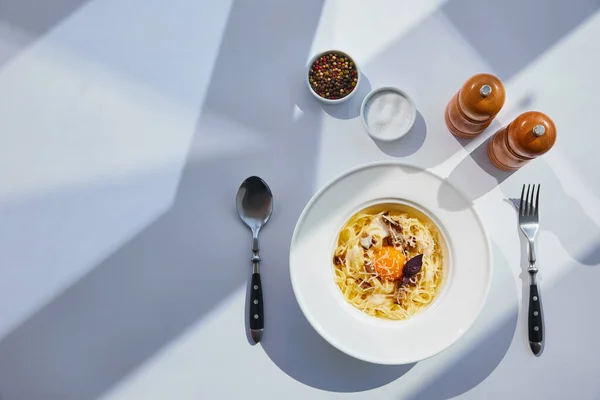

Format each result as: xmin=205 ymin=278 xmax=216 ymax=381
xmin=236 ymin=176 xmax=273 ymax=343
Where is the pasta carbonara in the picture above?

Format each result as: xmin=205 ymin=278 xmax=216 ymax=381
xmin=333 ymin=206 xmax=444 ymax=320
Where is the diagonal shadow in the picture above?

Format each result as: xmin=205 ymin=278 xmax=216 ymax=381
xmin=438 ymin=134 xmax=513 ymax=213
xmin=441 ymin=0 xmax=599 ymax=81
xmin=0 ymin=1 xmax=325 ymax=398
xmin=0 ymin=0 xmax=90 ymax=67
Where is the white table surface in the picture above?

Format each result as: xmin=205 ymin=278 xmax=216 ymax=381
xmin=0 ymin=0 xmax=599 ymax=399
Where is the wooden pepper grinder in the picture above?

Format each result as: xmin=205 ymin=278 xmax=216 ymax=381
xmin=488 ymin=111 xmax=556 ymax=171
xmin=445 ymin=73 xmax=506 ymax=139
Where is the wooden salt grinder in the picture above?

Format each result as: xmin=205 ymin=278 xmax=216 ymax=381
xmin=445 ymin=73 xmax=506 ymax=139
xmin=487 ymin=111 xmax=557 ymax=171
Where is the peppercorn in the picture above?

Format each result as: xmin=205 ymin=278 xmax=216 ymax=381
xmin=308 ymin=51 xmax=358 ymax=100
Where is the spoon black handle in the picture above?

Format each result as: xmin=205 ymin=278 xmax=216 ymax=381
xmin=250 ymin=272 xmax=264 ymax=342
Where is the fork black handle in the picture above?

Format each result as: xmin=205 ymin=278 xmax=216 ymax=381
xmin=528 ymin=281 xmax=543 ymax=355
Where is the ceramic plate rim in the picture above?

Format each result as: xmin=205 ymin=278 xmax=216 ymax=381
xmin=289 ymin=161 xmax=492 ymax=365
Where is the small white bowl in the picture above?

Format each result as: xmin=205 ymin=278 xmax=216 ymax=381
xmin=360 ymin=87 xmax=417 ymax=142
xmin=306 ymin=50 xmax=361 ymax=105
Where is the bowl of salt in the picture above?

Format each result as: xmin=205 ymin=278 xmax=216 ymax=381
xmin=360 ymin=87 xmax=417 ymax=142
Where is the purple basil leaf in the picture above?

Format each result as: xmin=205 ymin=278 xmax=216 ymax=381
xmin=403 ymin=254 xmax=423 ymax=277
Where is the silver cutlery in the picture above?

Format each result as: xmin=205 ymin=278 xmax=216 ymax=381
xmin=236 ymin=176 xmax=273 ymax=343
xmin=519 ymin=184 xmax=543 ymax=355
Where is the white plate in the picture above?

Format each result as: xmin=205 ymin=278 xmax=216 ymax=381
xmin=289 ymin=162 xmax=492 ymax=365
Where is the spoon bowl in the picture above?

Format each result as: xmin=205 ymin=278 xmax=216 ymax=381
xmin=236 ymin=176 xmax=273 ymax=236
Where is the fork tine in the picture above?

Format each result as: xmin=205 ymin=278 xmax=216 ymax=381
xmin=525 ymin=184 xmax=531 ymax=215
xmin=520 ymin=184 xmax=525 ymax=216
xmin=529 ymin=183 xmax=537 ymax=215
xmin=534 ymin=184 xmax=540 ymax=216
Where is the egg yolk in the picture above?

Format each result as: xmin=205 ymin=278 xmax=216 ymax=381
xmin=373 ymin=246 xmax=406 ymax=281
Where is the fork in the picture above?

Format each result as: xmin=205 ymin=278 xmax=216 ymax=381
xmin=519 ymin=184 xmax=543 ymax=355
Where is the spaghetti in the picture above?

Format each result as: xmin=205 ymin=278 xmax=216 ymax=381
xmin=333 ymin=207 xmax=444 ymax=320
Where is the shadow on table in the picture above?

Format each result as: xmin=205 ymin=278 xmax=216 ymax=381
xmin=374 ymin=111 xmax=427 ymax=157
xmin=262 ymin=309 xmax=415 ymax=392
xmin=0 ymin=0 xmax=327 ymax=399
xmin=0 ymin=0 xmax=90 ymax=67
xmin=405 ymin=241 xmax=518 ymax=400
xmin=261 ymin=260 xmax=415 ymax=392
xmin=441 ymin=0 xmax=599 ymax=81
xmin=581 ymin=244 xmax=600 ymax=266
xmin=438 ymin=135 xmax=515 ymax=211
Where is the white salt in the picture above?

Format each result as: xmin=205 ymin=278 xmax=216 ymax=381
xmin=364 ymin=91 xmax=414 ymax=140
